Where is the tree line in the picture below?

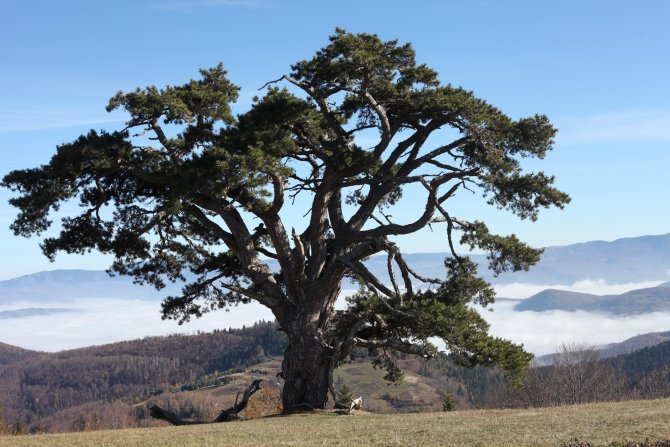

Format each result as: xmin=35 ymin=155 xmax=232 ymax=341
xmin=480 ymin=341 xmax=670 ymax=408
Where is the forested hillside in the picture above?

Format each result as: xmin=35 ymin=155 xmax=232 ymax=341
xmin=0 ymin=321 xmax=286 ymax=432
xmin=600 ymin=331 xmax=670 ymax=358
xmin=0 ymin=342 xmax=36 ymax=366
xmin=614 ymin=340 xmax=670 ymax=376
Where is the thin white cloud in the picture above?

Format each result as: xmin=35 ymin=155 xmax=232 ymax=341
xmin=0 ymin=108 xmax=125 ymax=133
xmin=555 ymin=109 xmax=670 ymax=145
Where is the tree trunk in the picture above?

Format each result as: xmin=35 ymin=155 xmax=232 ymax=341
xmin=281 ymin=321 xmax=333 ymax=413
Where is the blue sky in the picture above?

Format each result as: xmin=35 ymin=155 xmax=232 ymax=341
xmin=1 ymin=0 xmax=670 ymax=280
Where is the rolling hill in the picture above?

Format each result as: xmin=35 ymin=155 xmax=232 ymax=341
xmin=0 ymin=322 xmax=287 ymax=431
xmin=534 ymin=330 xmax=670 ymax=366
xmin=514 ymin=283 xmax=670 ymax=314
xmin=612 ymin=339 xmax=670 ymax=377
xmin=513 ymin=289 xmax=605 ymax=312
xmin=600 ymin=331 xmax=670 ymax=358
xmin=0 ymin=341 xmax=38 ymax=366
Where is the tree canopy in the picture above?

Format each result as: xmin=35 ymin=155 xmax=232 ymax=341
xmin=3 ymin=29 xmax=570 ymax=410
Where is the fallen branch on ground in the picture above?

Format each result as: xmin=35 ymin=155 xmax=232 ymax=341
xmin=149 ymin=379 xmax=263 ymax=425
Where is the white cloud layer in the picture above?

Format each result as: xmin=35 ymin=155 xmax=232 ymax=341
xmin=3 ymin=280 xmax=670 ymax=356
xmin=555 ymin=108 xmax=670 ymax=145
xmin=0 ymin=298 xmax=274 ymax=352
xmin=484 ymin=300 xmax=670 ymax=355
xmin=486 ymin=279 xmax=670 ymax=355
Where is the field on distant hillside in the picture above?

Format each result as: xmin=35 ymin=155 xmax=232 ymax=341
xmin=2 ymin=398 xmax=670 ymax=447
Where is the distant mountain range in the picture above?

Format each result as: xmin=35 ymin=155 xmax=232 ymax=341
xmin=363 ymin=233 xmax=670 ymax=285
xmin=514 ymin=283 xmax=670 ymax=314
xmin=0 ymin=269 xmax=179 ymax=304
xmin=1 ymin=233 xmax=669 ymax=312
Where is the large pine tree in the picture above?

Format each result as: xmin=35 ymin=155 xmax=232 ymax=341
xmin=3 ymin=30 xmax=569 ymax=411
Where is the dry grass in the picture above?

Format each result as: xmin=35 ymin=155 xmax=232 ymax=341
xmin=2 ymin=398 xmax=670 ymax=447
xmin=334 ymin=361 xmax=442 ymax=413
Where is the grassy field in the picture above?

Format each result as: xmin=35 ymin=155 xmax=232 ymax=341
xmin=334 ymin=359 xmax=442 ymax=412
xmin=2 ymin=398 xmax=670 ymax=447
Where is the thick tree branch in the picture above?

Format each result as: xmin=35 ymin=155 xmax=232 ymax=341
xmin=383 ymin=243 xmax=414 ymax=299
xmin=306 ymin=170 xmax=337 ymax=282
xmin=183 ymin=203 xmax=237 ymax=250
xmin=122 ymin=165 xmax=171 ymax=186
xmin=267 ymin=173 xmax=286 ymax=215
xmin=435 ymin=203 xmax=466 ymax=262
xmin=282 ymin=75 xmax=348 ymax=141
xmin=291 ymin=227 xmax=307 ymax=281
xmin=357 ymin=88 xmax=392 ymax=157
xmin=261 ymin=214 xmax=296 ymax=293
xmin=341 ymin=259 xmax=396 ymax=298
xmin=387 ymin=251 xmax=401 ymax=299
xmin=189 ymin=195 xmax=290 ymax=311
xmin=353 ymin=338 xmax=433 ymax=358
xmin=406 ymin=136 xmax=472 ymax=173
xmin=347 ymin=186 xmax=438 ymax=242
xmin=341 ymin=174 xmax=428 ymax=188
xmin=344 ymin=130 xmax=430 ymax=233
xmin=150 ymin=120 xmax=173 ymax=152
xmin=219 ymin=281 xmax=288 ymax=310
xmin=327 ymin=188 xmax=345 ymax=237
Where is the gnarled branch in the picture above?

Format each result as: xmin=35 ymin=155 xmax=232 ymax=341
xmin=149 ymin=379 xmax=263 ymax=425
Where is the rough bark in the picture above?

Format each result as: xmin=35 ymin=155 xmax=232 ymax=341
xmin=280 ymin=320 xmax=333 ymax=413
xmin=149 ymin=379 xmax=262 ymax=425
